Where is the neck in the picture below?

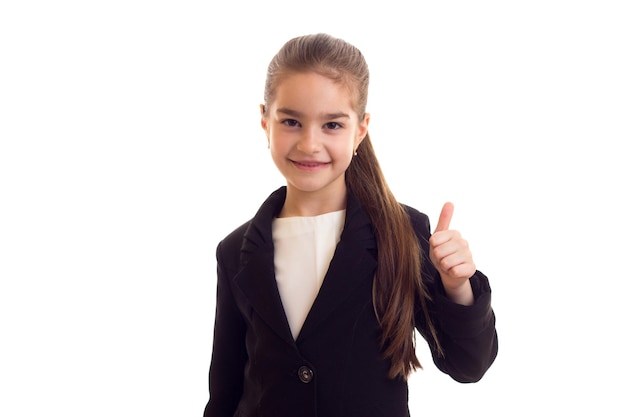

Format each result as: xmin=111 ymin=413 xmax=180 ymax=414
xmin=279 ymin=183 xmax=348 ymax=217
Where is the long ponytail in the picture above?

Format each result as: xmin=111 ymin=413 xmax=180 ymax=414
xmin=346 ymin=133 xmax=443 ymax=380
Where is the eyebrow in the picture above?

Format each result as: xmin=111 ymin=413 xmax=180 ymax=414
xmin=276 ymin=107 xmax=350 ymax=120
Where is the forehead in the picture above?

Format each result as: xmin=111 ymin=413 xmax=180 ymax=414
xmin=271 ymin=71 xmax=358 ymax=113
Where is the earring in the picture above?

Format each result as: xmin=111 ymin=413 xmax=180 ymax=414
xmin=353 ymin=149 xmax=358 ymax=156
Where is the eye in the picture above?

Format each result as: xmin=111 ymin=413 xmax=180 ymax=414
xmin=281 ymin=119 xmax=300 ymax=127
xmin=324 ymin=122 xmax=342 ymax=130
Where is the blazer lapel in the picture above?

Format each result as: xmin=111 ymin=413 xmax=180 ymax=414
xmin=233 ymin=250 xmax=295 ymax=346
xmin=232 ymin=187 xmax=295 ymax=347
xmin=296 ymin=193 xmax=378 ymax=343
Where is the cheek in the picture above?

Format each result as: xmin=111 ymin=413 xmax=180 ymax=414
xmin=345 ymin=130 xmax=361 ymax=151
xmin=268 ymin=134 xmax=290 ymax=159
xmin=329 ymin=138 xmax=357 ymax=161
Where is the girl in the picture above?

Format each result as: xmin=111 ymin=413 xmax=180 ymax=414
xmin=204 ymin=33 xmax=497 ymax=417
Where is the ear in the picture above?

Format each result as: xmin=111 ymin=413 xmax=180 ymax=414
xmin=260 ymin=104 xmax=270 ymax=140
xmin=355 ymin=112 xmax=370 ymax=147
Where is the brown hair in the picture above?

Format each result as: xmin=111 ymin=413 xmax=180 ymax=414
xmin=263 ymin=33 xmax=443 ymax=380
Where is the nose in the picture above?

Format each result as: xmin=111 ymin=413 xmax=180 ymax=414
xmin=296 ymin=127 xmax=321 ymax=154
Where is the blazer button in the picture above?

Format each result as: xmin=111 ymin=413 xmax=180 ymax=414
xmin=298 ymin=366 xmax=314 ymax=383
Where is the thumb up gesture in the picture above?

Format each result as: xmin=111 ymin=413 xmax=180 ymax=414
xmin=429 ymin=202 xmax=476 ymax=305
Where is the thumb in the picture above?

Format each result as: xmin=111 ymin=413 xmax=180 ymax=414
xmin=434 ymin=202 xmax=454 ymax=233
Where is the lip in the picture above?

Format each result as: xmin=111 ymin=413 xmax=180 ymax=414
xmin=290 ymin=159 xmax=330 ymax=171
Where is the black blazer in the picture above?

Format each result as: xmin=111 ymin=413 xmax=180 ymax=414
xmin=204 ymin=187 xmax=497 ymax=417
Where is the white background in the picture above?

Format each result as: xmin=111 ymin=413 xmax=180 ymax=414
xmin=1 ymin=1 xmax=625 ymax=416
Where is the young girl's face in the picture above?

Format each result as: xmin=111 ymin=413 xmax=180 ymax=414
xmin=261 ymin=71 xmax=369 ymax=200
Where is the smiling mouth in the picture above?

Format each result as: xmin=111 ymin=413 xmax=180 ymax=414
xmin=292 ymin=160 xmax=329 ymax=168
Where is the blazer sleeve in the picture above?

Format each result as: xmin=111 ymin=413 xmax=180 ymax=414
xmin=203 ymin=238 xmax=248 ymax=417
xmin=407 ymin=207 xmax=498 ymax=383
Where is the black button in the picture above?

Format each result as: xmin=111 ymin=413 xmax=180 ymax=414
xmin=298 ymin=366 xmax=313 ymax=383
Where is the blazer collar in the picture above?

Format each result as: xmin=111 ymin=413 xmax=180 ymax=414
xmin=233 ymin=186 xmax=378 ymax=346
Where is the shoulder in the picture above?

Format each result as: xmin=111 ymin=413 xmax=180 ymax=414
xmin=215 ymin=220 xmax=251 ymax=268
xmin=215 ymin=186 xmax=286 ymax=266
xmin=219 ymin=220 xmax=251 ymax=252
xmin=400 ymin=204 xmax=432 ymax=241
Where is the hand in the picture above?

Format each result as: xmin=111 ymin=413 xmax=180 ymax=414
xmin=429 ymin=202 xmax=476 ymax=305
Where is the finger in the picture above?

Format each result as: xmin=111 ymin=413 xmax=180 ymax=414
xmin=436 ymin=247 xmax=472 ymax=273
xmin=434 ymin=202 xmax=454 ymax=233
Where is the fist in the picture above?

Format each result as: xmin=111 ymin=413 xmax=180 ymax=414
xmin=429 ymin=202 xmax=476 ymax=302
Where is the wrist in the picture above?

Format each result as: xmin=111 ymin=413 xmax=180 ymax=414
xmin=443 ymin=279 xmax=474 ymax=306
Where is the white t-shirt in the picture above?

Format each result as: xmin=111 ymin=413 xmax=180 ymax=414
xmin=272 ymin=210 xmax=346 ymax=340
